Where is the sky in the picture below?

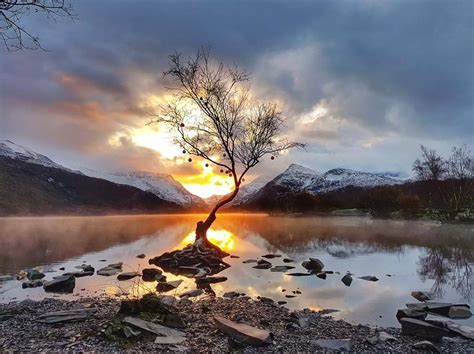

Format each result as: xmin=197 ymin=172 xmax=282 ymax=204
xmin=0 ymin=0 xmax=473 ymax=198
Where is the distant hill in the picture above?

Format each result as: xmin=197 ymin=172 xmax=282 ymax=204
xmin=0 ymin=156 xmax=180 ymax=216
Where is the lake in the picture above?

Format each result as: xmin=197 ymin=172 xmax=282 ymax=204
xmin=0 ymin=214 xmax=472 ymax=327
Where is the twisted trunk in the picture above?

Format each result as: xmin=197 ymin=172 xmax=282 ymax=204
xmin=195 ymin=187 xmax=239 ymax=248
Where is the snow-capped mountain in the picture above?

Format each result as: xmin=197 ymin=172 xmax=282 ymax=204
xmin=82 ymin=169 xmax=205 ymax=207
xmin=0 ymin=140 xmax=80 ymax=173
xmin=271 ymin=164 xmax=323 ymax=191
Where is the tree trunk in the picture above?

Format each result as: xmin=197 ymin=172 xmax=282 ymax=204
xmin=194 ymin=187 xmax=239 ymax=249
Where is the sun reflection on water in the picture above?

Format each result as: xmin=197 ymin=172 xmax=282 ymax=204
xmin=180 ymin=228 xmax=235 ymax=251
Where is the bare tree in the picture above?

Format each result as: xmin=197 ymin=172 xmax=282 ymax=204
xmin=412 ymin=145 xmax=446 ymax=181
xmin=0 ymin=0 xmax=74 ymax=51
xmin=152 ymin=49 xmax=303 ymax=248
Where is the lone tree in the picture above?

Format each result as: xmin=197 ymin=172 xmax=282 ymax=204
xmin=153 ymin=49 xmax=303 ymax=248
xmin=0 ymin=0 xmax=74 ymax=51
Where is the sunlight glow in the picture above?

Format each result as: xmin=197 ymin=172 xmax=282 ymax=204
xmin=180 ymin=228 xmax=235 ymax=251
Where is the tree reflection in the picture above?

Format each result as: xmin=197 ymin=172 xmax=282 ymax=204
xmin=418 ymin=237 xmax=473 ymax=301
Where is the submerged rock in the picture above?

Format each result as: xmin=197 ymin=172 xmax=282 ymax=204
xmin=411 ymin=291 xmax=433 ymax=302
xmin=214 ymin=316 xmax=271 ymax=346
xmin=97 ymin=262 xmax=123 ymax=276
xmin=43 ymin=275 xmax=75 ymax=293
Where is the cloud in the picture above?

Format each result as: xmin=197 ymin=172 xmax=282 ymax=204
xmin=0 ymin=0 xmax=472 ymax=184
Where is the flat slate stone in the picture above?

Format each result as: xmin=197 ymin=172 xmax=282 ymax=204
xmin=400 ymin=318 xmax=451 ymax=341
xmin=214 ymin=316 xmax=271 ymax=346
xmin=38 ymin=308 xmax=97 ymax=324
xmin=446 ymin=322 xmax=474 ymax=340
xmin=314 ymin=339 xmax=351 ymax=351
xmin=43 ymin=275 xmax=75 ymax=293
xmin=117 ymin=272 xmax=141 ymax=281
xmin=396 ymin=308 xmax=427 ymax=322
xmin=122 ymin=316 xmax=185 ymax=344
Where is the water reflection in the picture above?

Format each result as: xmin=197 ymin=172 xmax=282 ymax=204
xmin=0 ymin=214 xmax=472 ymax=327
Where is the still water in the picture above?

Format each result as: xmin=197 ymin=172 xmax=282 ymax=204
xmin=0 ymin=214 xmax=472 ymax=327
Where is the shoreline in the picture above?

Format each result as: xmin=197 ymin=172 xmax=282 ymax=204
xmin=0 ymin=294 xmax=472 ymax=352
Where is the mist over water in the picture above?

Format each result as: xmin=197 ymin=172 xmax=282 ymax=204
xmin=0 ymin=214 xmax=472 ymax=327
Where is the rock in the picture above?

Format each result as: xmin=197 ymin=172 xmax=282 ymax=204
xmin=97 ymin=262 xmax=123 ymax=276
xmin=22 ymin=280 xmax=43 ymax=288
xmin=262 ymin=254 xmax=281 ymax=259
xmin=179 ymin=289 xmax=203 ymax=298
xmin=242 ymin=259 xmax=258 ymax=264
xmin=258 ymin=297 xmax=274 ymax=305
xmin=301 ymin=258 xmax=324 ymax=272
xmin=75 ymin=264 xmax=94 ymax=272
xmin=214 ymin=316 xmax=271 ymax=346
xmin=252 ymin=259 xmax=272 ymax=269
xmin=278 ymin=301 xmax=287 ymax=305
xmin=117 ymin=272 xmax=141 ymax=281
xmin=314 ymin=339 xmax=351 ymax=351
xmin=285 ymin=295 xmax=296 ymax=298
xmin=43 ymin=275 xmax=75 ymax=293
xmin=411 ymin=291 xmax=433 ymax=302
xmin=223 ymin=291 xmax=242 ymax=299
xmin=377 ymin=331 xmax=397 ymax=342
xmin=445 ymin=322 xmax=474 ymax=340
xmin=341 ymin=274 xmax=353 ymax=286
xmin=448 ymin=305 xmax=472 ymax=319
xmin=37 ymin=308 xmax=97 ymax=324
xmin=396 ymin=308 xmax=427 ymax=322
xmin=282 ymin=258 xmax=294 ymax=263
xmin=270 ymin=265 xmax=295 ymax=272
xmin=122 ymin=316 xmax=185 ymax=344
xmin=230 ymin=255 xmax=239 ymax=258
xmin=155 ymin=274 xmax=167 ymax=282
xmin=123 ymin=325 xmax=141 ymax=338
xmin=27 ymin=269 xmax=45 ymax=281
xmin=136 ymin=254 xmax=146 ymax=259
xmin=156 ymin=280 xmax=183 ymax=293
xmin=287 ymin=272 xmax=311 ymax=277
xmin=412 ymin=340 xmax=440 ymax=352
xmin=400 ymin=318 xmax=451 ymax=341
xmin=63 ymin=270 xmax=94 ymax=278
xmin=316 ymin=272 xmax=327 ymax=279
xmin=358 ymin=275 xmax=378 ymax=282
xmin=0 ymin=275 xmax=14 ymax=282
xmin=142 ymin=268 xmax=162 ymax=281
xmin=196 ymin=276 xmax=227 ymax=285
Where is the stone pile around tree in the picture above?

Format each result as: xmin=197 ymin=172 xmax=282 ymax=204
xmin=148 ymin=243 xmax=230 ymax=277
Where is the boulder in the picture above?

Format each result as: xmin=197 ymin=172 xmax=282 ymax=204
xmin=396 ymin=308 xmax=427 ymax=322
xmin=399 ymin=318 xmax=450 ymax=341
xmin=341 ymin=274 xmax=353 ymax=287
xmin=27 ymin=269 xmax=45 ymax=281
xmin=358 ymin=275 xmax=378 ymax=282
xmin=314 ymin=339 xmax=351 ymax=351
xmin=43 ymin=275 xmax=75 ymax=293
xmin=301 ymin=258 xmax=324 ymax=272
xmin=214 ymin=316 xmax=271 ymax=346
xmin=142 ymin=268 xmax=162 ymax=281
xmin=156 ymin=280 xmax=183 ymax=293
xmin=117 ymin=272 xmax=141 ymax=281
xmin=411 ymin=291 xmax=433 ymax=302
xmin=22 ymin=280 xmax=43 ymax=288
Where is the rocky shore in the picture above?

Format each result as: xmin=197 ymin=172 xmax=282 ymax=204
xmin=1 ymin=294 xmax=473 ymax=352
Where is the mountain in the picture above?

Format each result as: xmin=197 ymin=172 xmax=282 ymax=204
xmin=204 ymin=175 xmax=272 ymax=207
xmin=243 ymin=164 xmax=407 ymax=207
xmin=0 ymin=156 xmax=179 ymax=216
xmin=0 ymin=140 xmax=80 ymax=173
xmin=82 ymin=169 xmax=205 ymax=208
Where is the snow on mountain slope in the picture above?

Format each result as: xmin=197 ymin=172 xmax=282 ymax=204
xmin=82 ymin=169 xmax=205 ymax=207
xmin=0 ymin=140 xmax=80 ymax=173
xmin=305 ymin=168 xmax=405 ymax=193
xmin=272 ymin=164 xmax=323 ymax=191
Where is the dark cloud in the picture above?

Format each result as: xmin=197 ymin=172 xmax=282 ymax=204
xmin=0 ymin=0 xmax=472 ymax=177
